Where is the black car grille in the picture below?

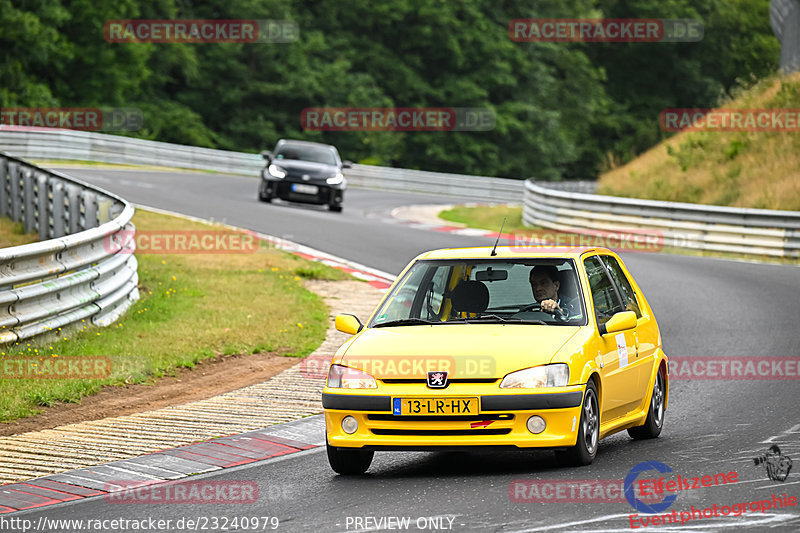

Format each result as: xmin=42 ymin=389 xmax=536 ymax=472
xmin=367 ymin=413 xmax=513 ymax=422
xmin=275 ymin=181 xmax=333 ymax=203
xmin=371 ymin=428 xmax=512 ymax=436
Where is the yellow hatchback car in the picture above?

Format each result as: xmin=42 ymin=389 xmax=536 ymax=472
xmin=323 ymin=246 xmax=668 ymax=474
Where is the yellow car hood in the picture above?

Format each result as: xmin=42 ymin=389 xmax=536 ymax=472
xmin=339 ymin=325 xmax=582 ymax=379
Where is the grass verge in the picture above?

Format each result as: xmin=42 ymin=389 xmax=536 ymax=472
xmin=598 ymin=73 xmax=800 ymax=210
xmin=438 ymin=204 xmax=525 ymax=232
xmin=0 ymin=209 xmax=349 ymax=423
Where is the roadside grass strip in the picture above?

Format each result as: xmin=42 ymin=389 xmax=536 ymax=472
xmin=0 ymin=209 xmax=349 ymax=423
xmin=0 ymin=278 xmax=383 ymax=487
xmin=438 ymin=204 xmax=526 ymax=233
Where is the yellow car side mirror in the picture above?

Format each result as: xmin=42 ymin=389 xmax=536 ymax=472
xmin=600 ymin=311 xmax=637 ymax=335
xmin=335 ymin=314 xmax=363 ymax=335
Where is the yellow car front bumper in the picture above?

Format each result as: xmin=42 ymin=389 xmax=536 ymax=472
xmin=324 ymin=384 xmax=586 ymax=450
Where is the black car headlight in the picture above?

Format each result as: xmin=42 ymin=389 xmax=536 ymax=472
xmin=326 ymin=172 xmax=344 ymax=185
xmin=267 ymin=164 xmax=286 ymax=179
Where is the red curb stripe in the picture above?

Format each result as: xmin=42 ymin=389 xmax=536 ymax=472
xmin=248 ymin=434 xmax=316 ymax=450
xmin=161 ymin=449 xmax=234 ymax=468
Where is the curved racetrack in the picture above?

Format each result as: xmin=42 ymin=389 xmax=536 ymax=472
xmin=16 ymin=167 xmax=800 ymax=532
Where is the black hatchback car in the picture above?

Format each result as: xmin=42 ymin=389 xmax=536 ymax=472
xmin=258 ymin=139 xmax=351 ymax=212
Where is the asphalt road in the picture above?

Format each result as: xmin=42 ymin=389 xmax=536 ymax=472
xmin=10 ymin=167 xmax=800 ymax=532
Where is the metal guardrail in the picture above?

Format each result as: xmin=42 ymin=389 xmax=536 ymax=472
xmin=0 ymin=152 xmax=139 ymax=344
xmin=3 ymin=127 xmax=799 ymax=258
xmin=771 ymin=0 xmax=800 ymax=73
xmin=0 ymin=127 xmax=525 ymax=202
xmin=524 ymin=180 xmax=800 ymax=258
xmin=344 ymin=164 xmax=522 ymax=202
xmin=0 ymin=126 xmax=523 ymax=202
xmin=0 ymin=127 xmax=264 ymax=176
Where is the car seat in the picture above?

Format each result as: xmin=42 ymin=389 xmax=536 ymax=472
xmin=449 ymin=280 xmax=489 ymax=315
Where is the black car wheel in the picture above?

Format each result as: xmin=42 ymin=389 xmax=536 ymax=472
xmin=326 ymin=442 xmax=372 ymax=475
xmin=556 ymin=380 xmax=599 ymax=466
xmin=258 ymin=182 xmax=272 ymax=203
xmin=329 ymin=203 xmax=342 ymax=212
xmin=628 ymin=366 xmax=665 ymax=440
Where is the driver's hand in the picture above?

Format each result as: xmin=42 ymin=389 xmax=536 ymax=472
xmin=540 ymin=299 xmax=561 ymax=314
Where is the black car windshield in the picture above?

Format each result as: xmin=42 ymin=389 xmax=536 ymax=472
xmin=275 ymin=145 xmax=337 ymax=165
xmin=369 ymin=258 xmax=587 ymax=327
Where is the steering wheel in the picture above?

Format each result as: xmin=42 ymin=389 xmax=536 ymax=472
xmin=518 ymin=303 xmax=542 ymax=313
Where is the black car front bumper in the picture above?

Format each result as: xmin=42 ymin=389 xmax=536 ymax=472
xmin=261 ymin=178 xmax=344 ymax=206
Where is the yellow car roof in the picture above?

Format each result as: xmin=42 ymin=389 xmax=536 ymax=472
xmin=418 ymin=246 xmax=610 ymax=260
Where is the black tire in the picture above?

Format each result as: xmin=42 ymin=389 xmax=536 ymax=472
xmin=556 ymin=380 xmax=599 ymax=466
xmin=326 ymin=443 xmax=373 ymax=475
xmin=628 ymin=366 xmax=666 ymax=440
xmin=258 ymin=182 xmax=272 ymax=202
xmin=329 ymin=204 xmax=342 ymax=212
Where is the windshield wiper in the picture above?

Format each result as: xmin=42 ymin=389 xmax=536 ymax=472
xmin=372 ymin=318 xmax=437 ymax=328
xmin=448 ymin=314 xmax=547 ymax=325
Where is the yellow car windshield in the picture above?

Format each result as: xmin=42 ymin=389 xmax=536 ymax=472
xmin=370 ymin=259 xmax=586 ymax=327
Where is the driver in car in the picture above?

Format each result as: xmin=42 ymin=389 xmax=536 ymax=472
xmin=529 ymin=265 xmax=580 ymax=321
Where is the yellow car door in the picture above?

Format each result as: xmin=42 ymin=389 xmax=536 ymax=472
xmin=583 ymin=255 xmax=641 ymax=421
xmin=600 ymin=254 xmax=659 ymax=412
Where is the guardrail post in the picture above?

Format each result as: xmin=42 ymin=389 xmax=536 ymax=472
xmin=9 ymin=161 xmax=21 ymax=222
xmin=51 ymin=181 xmax=66 ymax=238
xmin=0 ymin=156 xmax=8 ymax=218
xmin=66 ymin=184 xmax=81 ymax=234
xmin=22 ymin=167 xmax=35 ymax=233
xmin=36 ymin=172 xmax=49 ymax=240
xmin=81 ymin=189 xmax=98 ymax=230
xmin=98 ymin=196 xmax=113 ymax=223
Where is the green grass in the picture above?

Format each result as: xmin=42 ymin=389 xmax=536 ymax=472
xmin=0 ymin=209 xmax=349 ymax=423
xmin=0 ymin=218 xmax=39 ymax=248
xmin=599 ymin=73 xmax=800 ymax=210
xmin=438 ymin=205 xmax=525 ymax=232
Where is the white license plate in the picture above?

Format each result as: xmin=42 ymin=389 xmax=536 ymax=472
xmin=291 ymin=184 xmax=319 ymax=195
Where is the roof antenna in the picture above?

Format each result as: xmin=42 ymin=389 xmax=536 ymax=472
xmin=490 ymin=217 xmax=506 ymax=256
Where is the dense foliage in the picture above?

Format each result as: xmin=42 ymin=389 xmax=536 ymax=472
xmin=0 ymin=0 xmax=780 ymax=179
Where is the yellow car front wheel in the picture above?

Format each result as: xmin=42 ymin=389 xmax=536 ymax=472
xmin=556 ymin=381 xmax=599 ymax=466
xmin=327 ymin=443 xmax=374 ymax=475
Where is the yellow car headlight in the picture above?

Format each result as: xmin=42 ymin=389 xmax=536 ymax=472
xmin=327 ymin=364 xmax=377 ymax=389
xmin=500 ymin=364 xmax=569 ymax=388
